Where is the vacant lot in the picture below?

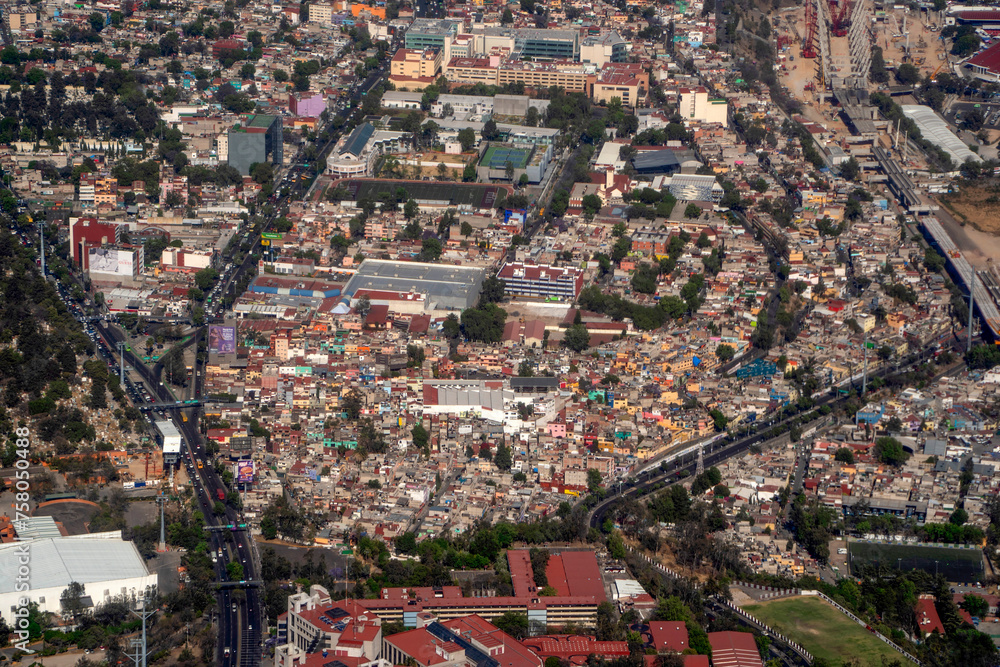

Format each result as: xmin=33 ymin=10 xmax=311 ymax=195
xmin=940 ymin=181 xmax=1000 ymax=235
xmin=849 ymin=541 xmax=984 ymax=583
xmin=743 ymin=597 xmax=915 ymax=666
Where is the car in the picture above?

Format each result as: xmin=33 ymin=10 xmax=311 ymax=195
xmin=223 ymin=647 xmax=231 ymax=657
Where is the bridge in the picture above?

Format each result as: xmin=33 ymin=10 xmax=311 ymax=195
xmin=138 ymin=400 xmax=202 ymax=410
xmin=204 ymin=524 xmax=250 ymax=532
xmin=217 ymin=581 xmax=263 ymax=590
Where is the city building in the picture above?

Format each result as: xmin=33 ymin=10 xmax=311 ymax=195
xmin=227 ymin=114 xmax=284 ymax=176
xmin=580 ymin=32 xmax=628 ymax=67
xmin=343 ymin=259 xmax=487 ymax=311
xmin=0 ymin=532 xmax=158 ymax=623
xmin=87 ymin=246 xmax=144 ymax=284
xmin=290 ymin=92 xmax=327 ymax=118
xmin=275 ymin=586 xmax=382 ymax=666
xmin=707 ymin=632 xmax=763 ymax=667
xmin=404 ymin=19 xmax=461 ymax=50
xmin=156 ymin=420 xmax=182 ymax=466
xmin=389 ymin=48 xmax=444 ymax=89
xmin=383 ymin=616 xmax=543 ymax=667
xmin=69 ymin=217 xmax=123 ymax=269
xmin=497 ymin=262 xmax=585 ymax=300
xmin=160 ymin=248 xmax=215 ymax=274
xmin=590 ymin=63 xmax=648 ymax=107
xmin=657 ymin=174 xmax=725 ymax=203
xmin=326 ymin=123 xmax=410 ymax=177
xmin=513 ymin=28 xmax=580 ymax=61
xmin=677 ymin=87 xmax=729 ymax=127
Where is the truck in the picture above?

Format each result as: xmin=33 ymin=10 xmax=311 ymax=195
xmin=216 ymin=489 xmax=226 ymax=502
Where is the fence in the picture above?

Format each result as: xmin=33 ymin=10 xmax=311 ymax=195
xmin=813 ymin=591 xmax=923 ymax=666
xmin=631 ymin=548 xmax=701 ymax=589
xmin=733 ymin=581 xmax=801 ymax=601
xmin=721 ymin=599 xmax=814 ymax=664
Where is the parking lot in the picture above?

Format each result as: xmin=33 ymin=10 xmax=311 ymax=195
xmin=946 ymin=101 xmax=1000 ymax=130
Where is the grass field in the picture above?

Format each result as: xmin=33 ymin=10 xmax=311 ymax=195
xmin=743 ymin=597 xmax=915 ymax=666
xmin=848 ymin=541 xmax=984 ymax=583
xmin=340 ymin=179 xmax=508 ymax=209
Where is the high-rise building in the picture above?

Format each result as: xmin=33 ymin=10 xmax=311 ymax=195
xmin=404 ymin=18 xmax=460 ymax=50
xmin=69 ymin=217 xmax=123 ymax=269
xmin=227 ymin=114 xmax=283 ymax=176
xmin=677 ymin=87 xmax=729 ymax=127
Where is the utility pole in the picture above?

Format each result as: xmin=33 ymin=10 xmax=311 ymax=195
xmin=118 ymin=341 xmax=126 ymax=385
xmin=156 ymin=496 xmax=167 ymax=553
xmin=696 ymin=444 xmax=704 ymax=476
xmin=129 ymin=597 xmax=156 ymax=667
xmin=862 ymin=329 xmax=869 ymax=397
xmin=968 ymin=270 xmax=976 ymax=355
xmin=37 ymin=221 xmax=45 ymax=276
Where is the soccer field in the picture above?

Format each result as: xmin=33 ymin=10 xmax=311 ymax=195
xmin=848 ymin=541 xmax=984 ymax=583
xmin=340 ymin=179 xmax=508 ymax=209
xmin=743 ymin=597 xmax=917 ymax=666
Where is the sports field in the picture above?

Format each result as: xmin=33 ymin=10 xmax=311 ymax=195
xmin=340 ymin=179 xmax=507 ymax=209
xmin=481 ymin=145 xmax=532 ymax=169
xmin=848 ymin=541 xmax=984 ymax=583
xmin=743 ymin=597 xmax=916 ymax=666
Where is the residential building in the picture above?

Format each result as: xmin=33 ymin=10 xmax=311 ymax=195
xmin=497 ymin=262 xmax=585 ymax=300
xmin=678 ymin=87 xmax=729 ymax=127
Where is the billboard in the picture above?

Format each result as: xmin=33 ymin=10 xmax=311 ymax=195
xmin=261 ymin=232 xmax=282 ymax=240
xmin=235 ymin=459 xmax=255 ymax=484
xmin=88 ymin=247 xmax=136 ymax=277
xmin=209 ymin=325 xmax=236 ymax=353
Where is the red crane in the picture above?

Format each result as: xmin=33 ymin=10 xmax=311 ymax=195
xmin=802 ymin=0 xmax=818 ymax=58
xmin=831 ymin=0 xmax=852 ymax=37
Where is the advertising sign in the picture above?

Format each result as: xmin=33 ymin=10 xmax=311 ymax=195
xmin=209 ymin=325 xmax=236 ymax=354
xmin=235 ymin=459 xmax=254 ymax=483
xmin=261 ymin=232 xmax=282 ymax=240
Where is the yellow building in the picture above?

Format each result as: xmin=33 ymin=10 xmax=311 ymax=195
xmin=390 ymin=48 xmax=443 ymax=88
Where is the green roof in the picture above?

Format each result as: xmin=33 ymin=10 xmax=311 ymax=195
xmin=246 ymin=114 xmax=278 ymax=129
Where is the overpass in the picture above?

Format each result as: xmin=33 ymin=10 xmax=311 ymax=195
xmin=137 ymin=400 xmax=202 ymax=410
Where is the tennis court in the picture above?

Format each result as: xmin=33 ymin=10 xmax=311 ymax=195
xmin=481 ymin=145 xmax=532 ymax=170
xmin=339 ymin=179 xmax=508 ymax=209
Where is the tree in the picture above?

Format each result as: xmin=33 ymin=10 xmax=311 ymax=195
xmin=194 ymin=268 xmax=218 ymax=290
xmin=581 ymin=194 xmax=603 ymax=217
xmin=480 ymin=276 xmax=507 ymax=304
xmin=404 ymin=198 xmax=419 ymax=219
xmin=564 ymin=324 xmax=591 ymax=352
xmin=587 ymin=468 xmax=602 ymax=493
xmin=961 ymin=594 xmax=989 ymax=619
xmin=715 ymin=344 xmax=734 ymax=361
xmin=396 ymin=531 xmax=417 ymax=554
xmin=458 ymin=127 xmax=476 ymax=151
xmin=840 ymin=157 xmax=860 ymax=181
xmin=61 ymin=581 xmax=88 ymax=621
xmin=355 ymin=294 xmax=372 ymax=318
xmin=494 ymin=442 xmax=512 ymax=471
xmin=835 ymin=447 xmax=855 ymax=464
xmin=501 ymin=8 xmax=514 ymax=24
xmin=684 ymin=203 xmax=701 ymax=219
xmin=895 ymin=63 xmax=920 ymax=85
xmin=709 ymin=409 xmax=728 ymax=432
xmin=950 ymin=507 xmax=969 ymax=525
xmin=874 ymin=436 xmax=909 ymax=466
xmin=482 ymin=119 xmax=500 ymax=141
xmin=494 ymin=611 xmax=528 ymax=639
xmin=412 ymin=422 xmax=429 ymax=451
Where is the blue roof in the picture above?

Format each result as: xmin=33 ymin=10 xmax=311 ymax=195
xmin=341 ymin=123 xmax=375 ymax=158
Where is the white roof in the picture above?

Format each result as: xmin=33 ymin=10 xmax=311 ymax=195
xmin=901 ymin=105 xmax=982 ymax=166
xmin=0 ymin=533 xmax=152 ymax=594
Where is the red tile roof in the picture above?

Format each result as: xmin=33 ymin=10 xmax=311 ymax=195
xmin=707 ymin=631 xmax=763 ymax=667
xmin=649 ymin=621 xmax=689 ymax=653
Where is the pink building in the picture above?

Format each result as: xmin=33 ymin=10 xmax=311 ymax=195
xmin=289 ymin=92 xmax=326 ymax=117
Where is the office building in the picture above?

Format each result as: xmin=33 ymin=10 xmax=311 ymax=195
xmin=389 ymin=47 xmax=444 ymax=89
xmin=497 ymin=262 xmax=584 ymax=300
xmin=514 ymin=28 xmax=580 ymax=60
xmin=580 ymin=31 xmax=627 ymax=66
xmin=326 ymin=123 xmax=410 ymax=177
xmin=227 ymin=114 xmax=283 ymax=176
xmin=0 ymin=532 xmax=158 ymax=623
xmin=405 ymin=18 xmax=461 ymax=50
xmin=69 ymin=217 xmax=123 ymax=269
xmin=677 ymin=87 xmax=729 ymax=127
xmin=275 ymin=587 xmax=382 ymax=666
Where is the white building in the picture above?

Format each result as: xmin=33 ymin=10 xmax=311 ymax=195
xmin=677 ymin=87 xmax=729 ymax=127
xmin=0 ymin=532 xmax=157 ymax=623
xmin=326 ymin=123 xmax=410 ymax=178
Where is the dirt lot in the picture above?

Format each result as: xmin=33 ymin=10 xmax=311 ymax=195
xmin=939 ymin=180 xmax=1000 ymax=235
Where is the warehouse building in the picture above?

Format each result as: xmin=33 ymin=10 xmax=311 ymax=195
xmin=343 ymin=259 xmax=487 ymax=312
xmin=0 ymin=532 xmax=158 ymax=623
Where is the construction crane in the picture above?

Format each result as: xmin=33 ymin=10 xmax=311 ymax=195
xmin=803 ymin=0 xmax=819 ymax=58
xmin=831 ymin=0 xmax=852 ymax=37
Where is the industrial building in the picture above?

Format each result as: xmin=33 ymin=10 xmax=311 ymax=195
xmin=156 ymin=419 xmax=182 ymax=465
xmin=0 ymin=532 xmax=158 ymax=623
xmin=343 ymin=259 xmax=487 ymax=311
xmin=227 ymin=114 xmax=284 ymax=176
xmin=901 ymin=105 xmax=982 ymax=168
